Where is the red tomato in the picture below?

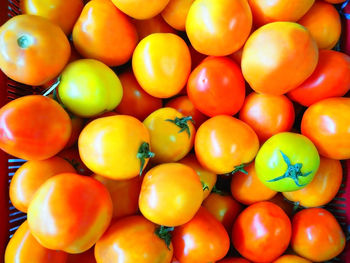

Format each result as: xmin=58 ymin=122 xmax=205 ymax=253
xmin=187 ymin=57 xmax=245 ymax=117
xmin=133 ymin=15 xmax=176 ymax=40
xmin=58 ymin=146 xmax=93 ymax=176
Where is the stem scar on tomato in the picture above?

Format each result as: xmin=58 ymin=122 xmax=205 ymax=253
xmin=137 ymin=142 xmax=155 ymax=175
xmin=17 ymin=35 xmax=34 ymax=49
xmin=155 ymin=225 xmax=174 ymax=250
xmin=165 ymin=116 xmax=194 ymax=137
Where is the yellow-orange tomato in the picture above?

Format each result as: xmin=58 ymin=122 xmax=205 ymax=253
xmin=161 ymin=0 xmax=194 ymax=31
xmin=73 ymin=0 xmax=138 ymax=66
xmin=273 ymin=255 xmax=312 ymax=263
xmin=186 ymin=0 xmax=252 ymax=56
xmin=298 ymin=1 xmax=341 ymax=50
xmin=132 ymin=33 xmax=191 ymax=98
xmin=5 ymin=221 xmax=67 ymax=263
xmin=248 ymin=0 xmax=314 ymax=26
xmin=139 ymin=163 xmax=203 ymax=226
xmin=20 ymin=0 xmax=84 ymax=35
xmin=231 ymin=161 xmax=277 ymax=205
xmin=242 ymin=22 xmax=318 ymax=95
xmin=133 ymin=15 xmax=176 ymax=40
xmin=66 ymin=248 xmax=96 ymax=263
xmin=283 ymin=157 xmax=342 ymax=207
xmin=9 ymin=157 xmax=76 ymax=213
xmin=0 ymin=14 xmax=70 ymax=86
xmin=111 ymin=0 xmax=170 ymax=19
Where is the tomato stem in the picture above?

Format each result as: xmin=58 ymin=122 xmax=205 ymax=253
xmin=155 ymin=226 xmax=174 ymax=250
xmin=17 ymin=35 xmax=33 ymax=48
xmin=201 ymin=181 xmax=209 ymax=191
xmin=231 ymin=164 xmax=248 ymax=175
xmin=137 ymin=142 xmax=155 ymax=175
xmin=42 ymin=76 xmax=61 ymax=97
xmin=165 ymin=116 xmax=194 ymax=137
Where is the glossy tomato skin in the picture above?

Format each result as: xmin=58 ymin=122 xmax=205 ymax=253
xmin=272 ymin=255 xmax=311 ymax=263
xmin=0 ymin=15 xmax=70 ymax=86
xmin=133 ymin=15 xmax=176 ymax=40
xmin=186 ymin=0 xmax=252 ymax=56
xmin=0 ymin=95 xmax=71 ymax=160
xmin=172 ymin=207 xmax=230 ymax=263
xmin=288 ymin=50 xmax=350 ymax=106
xmin=255 ymin=132 xmax=320 ymax=192
xmin=161 ymin=0 xmax=194 ymax=31
xmin=187 ymin=56 xmax=245 ymax=117
xmin=232 ymin=202 xmax=292 ymax=262
xmin=111 ymin=0 xmax=170 ymax=19
xmin=66 ymin=248 xmax=96 ymax=263
xmin=301 ymin=97 xmax=350 ymax=160
xmin=28 ymin=173 xmax=113 ymax=253
xmin=195 ymin=115 xmax=259 ymax=174
xmin=4 ymin=220 xmax=67 ymax=263
xmin=217 ymin=258 xmax=251 ymax=263
xmin=291 ymin=208 xmax=345 ymax=262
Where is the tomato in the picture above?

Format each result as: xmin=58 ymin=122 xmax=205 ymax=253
xmin=161 ymin=0 xmax=194 ymax=31
xmin=242 ymin=22 xmax=318 ymax=95
xmin=231 ymin=161 xmax=277 ymax=205
xmin=171 ymin=257 xmax=180 ymax=263
xmin=232 ymin=201 xmax=292 ymax=262
xmin=73 ymin=0 xmax=138 ymax=66
xmin=248 ymin=0 xmax=314 ymax=26
xmin=301 ymin=97 xmax=350 ymax=160
xmin=95 ymin=215 xmax=173 ymax=263
xmin=114 ymin=70 xmax=162 ymax=121
xmin=79 ymin=115 xmax=152 ymax=180
xmin=143 ymin=107 xmax=195 ymax=163
xmin=229 ymin=47 xmax=243 ymax=65
xmin=288 ymin=50 xmax=350 ymax=106
xmin=58 ymin=146 xmax=92 ymax=176
xmin=5 ymin=221 xmax=67 ymax=263
xmin=324 ymin=0 xmax=346 ymax=2
xmin=187 ymin=56 xmax=245 ymax=117
xmin=132 ymin=33 xmax=191 ymax=98
xmin=273 ymin=255 xmax=312 ymax=263
xmin=0 ymin=14 xmax=70 ymax=86
xmin=0 ymin=95 xmax=71 ymax=160
xmin=195 ymin=115 xmax=259 ymax=174
xmin=298 ymin=1 xmax=341 ymax=50
xmin=133 ymin=15 xmax=176 ymax=40
xmin=239 ymin=92 xmax=295 ymax=142
xmin=217 ymin=258 xmax=251 ymax=263
xmin=255 ymin=132 xmax=320 ymax=192
xmin=186 ymin=0 xmax=252 ymax=56
xmin=139 ymin=163 xmax=202 ymax=226
xmin=268 ymin=193 xmax=294 ymax=218
xmin=67 ymin=248 xmax=96 ymax=263
xmin=172 ymin=207 xmax=230 ymax=263
xmin=20 ymin=0 xmax=83 ymax=35
xmin=110 ymin=0 xmax=170 ymax=19
xmin=28 ymin=173 xmax=112 ymax=253
xmin=179 ymin=154 xmax=217 ymax=200
xmin=291 ymin=208 xmax=345 ymax=262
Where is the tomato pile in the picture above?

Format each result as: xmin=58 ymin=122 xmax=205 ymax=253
xmin=0 ymin=0 xmax=349 ymax=262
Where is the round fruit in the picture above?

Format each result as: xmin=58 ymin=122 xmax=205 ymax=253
xmin=161 ymin=0 xmax=194 ymax=31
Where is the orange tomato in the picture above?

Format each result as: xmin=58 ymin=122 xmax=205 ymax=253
xmin=0 ymin=15 xmax=70 ymax=86
xmin=111 ymin=0 xmax=170 ymax=19
xmin=133 ymin=15 xmax=176 ymax=40
xmin=242 ymin=22 xmax=318 ymax=95
xmin=132 ymin=33 xmax=191 ymax=98
xmin=273 ymin=255 xmax=312 ymax=263
xmin=20 ymin=0 xmax=83 ymax=35
xmin=66 ymin=248 xmax=96 ymax=263
xmin=298 ymin=1 xmax=341 ymax=50
xmin=186 ymin=0 xmax=252 ymax=56
xmin=73 ymin=0 xmax=138 ymax=66
xmin=161 ymin=0 xmax=194 ymax=31
xmin=231 ymin=161 xmax=277 ymax=205
xmin=139 ymin=163 xmax=203 ymax=226
xmin=4 ymin=221 xmax=67 ymax=263
xmin=217 ymin=258 xmax=251 ymax=263
xmin=27 ymin=173 xmax=113 ymax=253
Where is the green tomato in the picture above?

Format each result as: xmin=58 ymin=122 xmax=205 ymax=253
xmin=255 ymin=132 xmax=320 ymax=192
xmin=58 ymin=59 xmax=123 ymax=117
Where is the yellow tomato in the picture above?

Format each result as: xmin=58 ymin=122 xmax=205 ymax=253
xmin=161 ymin=0 xmax=194 ymax=31
xmin=111 ymin=0 xmax=170 ymax=19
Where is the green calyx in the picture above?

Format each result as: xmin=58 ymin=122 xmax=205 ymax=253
xmin=165 ymin=116 xmax=194 ymax=137
xmin=201 ymin=181 xmax=209 ymax=191
xmin=231 ymin=164 xmax=248 ymax=175
xmin=267 ymin=151 xmax=312 ymax=187
xmin=211 ymin=185 xmax=227 ymax=196
xmin=155 ymin=226 xmax=174 ymax=250
xmin=17 ymin=35 xmax=33 ymax=49
xmin=137 ymin=142 xmax=155 ymax=175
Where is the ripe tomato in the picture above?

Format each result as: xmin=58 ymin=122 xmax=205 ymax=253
xmin=161 ymin=0 xmax=194 ymax=31
xmin=66 ymin=248 xmax=96 ymax=263
xmin=133 ymin=15 xmax=176 ymax=40
xmin=288 ymin=50 xmax=350 ymax=106
xmin=232 ymin=202 xmax=292 ymax=262
xmin=242 ymin=22 xmax=318 ymax=95
xmin=139 ymin=163 xmax=202 ymax=226
xmin=273 ymin=255 xmax=311 ymax=263
xmin=217 ymin=258 xmax=251 ymax=263
xmin=132 ymin=33 xmax=191 ymax=98
xmin=298 ymin=1 xmax=341 ymax=50
xmin=5 ymin=221 xmax=67 ymax=263
xmin=64 ymin=115 xmax=85 ymax=149
xmin=291 ymin=208 xmax=345 ymax=262
xmin=114 ymin=70 xmax=162 ymax=121
xmin=79 ymin=115 xmax=152 ymax=180
xmin=187 ymin=56 xmax=245 ymax=117
xmin=73 ymin=0 xmax=138 ymax=66
xmin=172 ymin=207 xmax=230 ymax=263
xmin=0 ymin=95 xmax=71 ymax=160
xmin=143 ymin=107 xmax=195 ymax=163
xmin=231 ymin=161 xmax=277 ymax=205
xmin=58 ymin=146 xmax=92 ymax=176
xmin=195 ymin=115 xmax=259 ymax=174
xmin=186 ymin=0 xmax=252 ymax=56
xmin=28 ymin=173 xmax=113 ymax=253
xmin=301 ymin=97 xmax=350 ymax=160
xmin=20 ymin=0 xmax=83 ymax=35
xmin=95 ymin=216 xmax=173 ymax=263
xmin=255 ymin=132 xmax=320 ymax=192
xmin=248 ymin=0 xmax=314 ymax=26
xmin=239 ymin=92 xmax=295 ymax=142
xmin=0 ymin=14 xmax=70 ymax=86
